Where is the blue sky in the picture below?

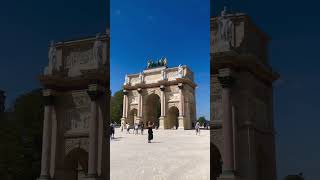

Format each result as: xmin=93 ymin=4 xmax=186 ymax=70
xmin=0 ymin=0 xmax=107 ymax=108
xmin=110 ymin=0 xmax=210 ymax=120
xmin=213 ymin=1 xmax=320 ymax=180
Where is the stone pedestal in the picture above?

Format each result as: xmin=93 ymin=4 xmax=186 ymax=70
xmin=37 ymin=175 xmax=51 ymax=180
xmin=178 ymin=116 xmax=185 ymax=129
xmin=218 ymin=172 xmax=236 ymax=180
xmin=121 ymin=117 xmax=126 ymax=125
xmin=158 ymin=116 xmax=166 ymax=129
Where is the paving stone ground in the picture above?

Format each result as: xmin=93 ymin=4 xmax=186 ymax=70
xmin=110 ymin=127 xmax=210 ymax=180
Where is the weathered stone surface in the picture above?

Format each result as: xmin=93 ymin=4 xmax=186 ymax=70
xmin=122 ymin=64 xmax=197 ymax=130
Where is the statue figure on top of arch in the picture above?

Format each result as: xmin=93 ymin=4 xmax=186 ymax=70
xmin=93 ymin=33 xmax=104 ymax=68
xmin=161 ymin=69 xmax=167 ymax=80
xmin=139 ymin=72 xmax=144 ymax=83
xmin=45 ymin=40 xmax=57 ymax=75
xmin=124 ymin=74 xmax=129 ymax=85
xmin=177 ymin=64 xmax=184 ymax=78
xmin=217 ymin=6 xmax=233 ymax=45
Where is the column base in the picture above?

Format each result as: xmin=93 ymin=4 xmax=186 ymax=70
xmin=85 ymin=177 xmax=105 ymax=180
xmin=178 ymin=116 xmax=185 ymax=129
xmin=158 ymin=116 xmax=166 ymax=129
xmin=37 ymin=175 xmax=51 ymax=180
xmin=121 ymin=117 xmax=126 ymax=124
xmin=85 ymin=174 xmax=106 ymax=180
xmin=218 ymin=170 xmax=236 ymax=180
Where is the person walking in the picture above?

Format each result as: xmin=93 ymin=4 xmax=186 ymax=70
xmin=134 ymin=123 xmax=139 ymax=135
xmin=140 ymin=122 xmax=144 ymax=135
xmin=110 ymin=122 xmax=115 ymax=139
xmin=195 ymin=122 xmax=200 ymax=135
xmin=120 ymin=122 xmax=124 ymax=132
xmin=126 ymin=122 xmax=130 ymax=134
xmin=147 ymin=121 xmax=154 ymax=143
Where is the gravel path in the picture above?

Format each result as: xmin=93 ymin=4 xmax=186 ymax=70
xmin=110 ymin=128 xmax=210 ymax=180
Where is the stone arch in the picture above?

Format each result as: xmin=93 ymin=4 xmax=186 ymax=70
xmin=128 ymin=108 xmax=138 ymax=126
xmin=167 ymin=106 xmax=179 ymax=129
xmin=144 ymin=93 xmax=161 ymax=127
xmin=63 ymin=148 xmax=88 ymax=180
xmin=211 ymin=144 xmax=222 ymax=180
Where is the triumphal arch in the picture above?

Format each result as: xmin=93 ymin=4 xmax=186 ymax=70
xmin=211 ymin=8 xmax=279 ymax=180
xmin=121 ymin=59 xmax=196 ymax=130
xmin=38 ymin=32 xmax=110 ymax=180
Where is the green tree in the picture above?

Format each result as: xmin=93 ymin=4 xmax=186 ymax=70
xmin=0 ymin=89 xmax=44 ymax=180
xmin=111 ymin=90 xmax=123 ymax=124
xmin=197 ymin=116 xmax=207 ymax=126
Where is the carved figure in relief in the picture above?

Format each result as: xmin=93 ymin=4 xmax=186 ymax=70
xmin=93 ymin=33 xmax=103 ymax=67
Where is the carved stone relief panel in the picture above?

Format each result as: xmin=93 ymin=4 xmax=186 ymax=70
xmin=144 ymin=73 xmax=161 ymax=84
xmin=63 ymin=91 xmax=91 ymax=132
xmin=168 ymin=93 xmax=180 ymax=102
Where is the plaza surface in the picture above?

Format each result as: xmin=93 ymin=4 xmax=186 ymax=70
xmin=110 ymin=128 xmax=210 ymax=180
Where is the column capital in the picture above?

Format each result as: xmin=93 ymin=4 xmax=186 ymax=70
xmin=178 ymin=83 xmax=183 ymax=89
xmin=160 ymin=85 xmax=165 ymax=91
xmin=218 ymin=76 xmax=235 ymax=88
xmin=87 ymin=90 xmax=103 ymax=101
xmin=218 ymin=68 xmax=235 ymax=88
xmin=123 ymin=89 xmax=128 ymax=95
xmin=43 ymin=95 xmax=54 ymax=106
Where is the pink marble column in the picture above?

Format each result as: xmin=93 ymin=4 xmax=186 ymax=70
xmin=159 ymin=85 xmax=166 ymax=129
xmin=218 ymin=69 xmax=235 ymax=175
xmin=39 ymin=94 xmax=54 ymax=179
xmin=178 ymin=83 xmax=185 ymax=129
xmin=87 ymin=90 xmax=100 ymax=177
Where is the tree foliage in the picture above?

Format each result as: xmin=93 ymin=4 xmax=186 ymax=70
xmin=111 ymin=89 xmax=123 ymax=124
xmin=197 ymin=116 xmax=207 ymax=126
xmin=0 ymin=89 xmax=44 ymax=180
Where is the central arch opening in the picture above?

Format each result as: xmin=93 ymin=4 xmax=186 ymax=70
xmin=64 ymin=148 xmax=88 ymax=180
xmin=167 ymin=106 xmax=179 ymax=129
xmin=128 ymin=108 xmax=138 ymax=126
xmin=211 ymin=144 xmax=222 ymax=180
xmin=144 ymin=94 xmax=161 ymax=128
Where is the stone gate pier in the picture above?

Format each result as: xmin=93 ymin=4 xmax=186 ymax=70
xmin=38 ymin=32 xmax=110 ymax=180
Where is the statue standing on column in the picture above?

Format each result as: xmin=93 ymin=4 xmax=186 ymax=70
xmin=218 ymin=7 xmax=233 ymax=43
xmin=161 ymin=69 xmax=166 ymax=80
xmin=93 ymin=33 xmax=103 ymax=67
xmin=47 ymin=40 xmax=57 ymax=75
xmin=139 ymin=72 xmax=144 ymax=83
xmin=124 ymin=74 xmax=129 ymax=85
xmin=177 ymin=65 xmax=184 ymax=78
xmin=163 ymin=57 xmax=168 ymax=67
